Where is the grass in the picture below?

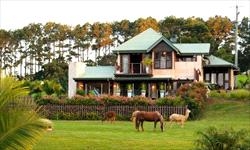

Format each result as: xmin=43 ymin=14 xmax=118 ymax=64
xmin=34 ymin=99 xmax=250 ymax=150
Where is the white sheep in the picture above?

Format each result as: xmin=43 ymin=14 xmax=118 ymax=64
xmin=169 ymin=109 xmax=191 ymax=128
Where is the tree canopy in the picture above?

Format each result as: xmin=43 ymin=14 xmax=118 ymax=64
xmin=0 ymin=15 xmax=249 ymax=79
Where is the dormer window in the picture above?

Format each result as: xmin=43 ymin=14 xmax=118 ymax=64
xmin=154 ymin=51 xmax=172 ymax=69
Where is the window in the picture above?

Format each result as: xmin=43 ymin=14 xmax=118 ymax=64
xmin=211 ymin=73 xmax=217 ymax=84
xmin=218 ymin=73 xmax=224 ymax=86
xmin=121 ymin=55 xmax=129 ymax=73
xmin=154 ymin=51 xmax=172 ymax=69
xmin=225 ymin=73 xmax=229 ymax=81
xmin=205 ymin=73 xmax=210 ymax=82
xmin=176 ymin=56 xmax=197 ymax=62
xmin=224 ymin=73 xmax=229 ymax=89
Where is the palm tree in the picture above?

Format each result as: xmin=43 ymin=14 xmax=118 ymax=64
xmin=0 ymin=77 xmax=48 ymax=149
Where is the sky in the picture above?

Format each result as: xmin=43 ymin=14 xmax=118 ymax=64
xmin=0 ymin=0 xmax=250 ymax=30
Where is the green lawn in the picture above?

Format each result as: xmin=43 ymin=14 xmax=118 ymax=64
xmin=34 ymin=100 xmax=250 ymax=150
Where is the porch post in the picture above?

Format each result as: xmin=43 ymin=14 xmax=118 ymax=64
xmin=84 ymin=83 xmax=88 ymax=95
xmin=108 ymin=81 xmax=110 ymax=95
xmin=148 ymin=83 xmax=151 ymax=98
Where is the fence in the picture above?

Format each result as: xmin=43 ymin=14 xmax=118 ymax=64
xmin=40 ymin=105 xmax=187 ymax=120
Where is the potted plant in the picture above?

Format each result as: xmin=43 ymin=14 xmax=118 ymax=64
xmin=159 ymin=82 xmax=165 ymax=98
xmin=127 ymin=83 xmax=132 ymax=98
xmin=142 ymin=57 xmax=152 ymax=73
xmin=141 ymin=83 xmax=146 ymax=97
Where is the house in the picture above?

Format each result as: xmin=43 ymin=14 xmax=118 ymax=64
xmin=68 ymin=28 xmax=238 ymax=98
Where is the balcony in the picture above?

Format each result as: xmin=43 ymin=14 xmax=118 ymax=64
xmin=115 ymin=63 xmax=152 ymax=77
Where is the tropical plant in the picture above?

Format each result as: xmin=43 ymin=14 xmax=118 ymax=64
xmin=195 ymin=127 xmax=250 ymax=150
xmin=142 ymin=57 xmax=153 ymax=67
xmin=0 ymin=77 xmax=47 ymax=149
xmin=127 ymin=83 xmax=132 ymax=90
xmin=159 ymin=82 xmax=164 ymax=90
xmin=141 ymin=83 xmax=146 ymax=91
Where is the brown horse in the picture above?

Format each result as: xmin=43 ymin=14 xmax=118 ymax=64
xmin=102 ymin=111 xmax=116 ymax=124
xmin=135 ymin=111 xmax=164 ymax=132
xmin=130 ymin=110 xmax=140 ymax=122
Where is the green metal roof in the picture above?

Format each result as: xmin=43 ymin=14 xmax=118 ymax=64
xmin=205 ymin=55 xmax=238 ymax=69
xmin=113 ymin=28 xmax=180 ymax=53
xmin=174 ymin=43 xmax=210 ymax=55
xmin=74 ymin=66 xmax=115 ymax=80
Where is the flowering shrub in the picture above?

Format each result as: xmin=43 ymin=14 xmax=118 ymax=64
xmin=176 ymin=82 xmax=208 ymax=119
xmin=156 ymin=96 xmax=184 ymax=106
xmin=128 ymin=96 xmax=155 ymax=106
xmin=68 ymin=95 xmax=101 ymax=105
xmin=177 ymin=82 xmax=207 ymax=105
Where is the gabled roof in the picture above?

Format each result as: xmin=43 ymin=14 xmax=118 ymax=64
xmin=74 ymin=66 xmax=115 ymax=80
xmin=113 ymin=28 xmax=180 ymax=53
xmin=205 ymin=55 xmax=238 ymax=69
xmin=174 ymin=43 xmax=210 ymax=55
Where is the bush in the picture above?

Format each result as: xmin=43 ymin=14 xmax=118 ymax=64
xmin=177 ymin=82 xmax=208 ymax=103
xmin=156 ymin=96 xmax=184 ymax=106
xmin=68 ymin=95 xmax=101 ymax=105
xmin=76 ymin=89 xmax=85 ymax=96
xmin=208 ymin=90 xmax=228 ymax=99
xmin=183 ymin=96 xmax=203 ymax=120
xmin=209 ymin=89 xmax=250 ymax=101
xmin=36 ymin=95 xmax=62 ymax=105
xmin=176 ymin=82 xmax=208 ymax=119
xmin=195 ymin=127 xmax=250 ymax=150
xmin=128 ymin=96 xmax=154 ymax=106
xmin=229 ymin=89 xmax=250 ymax=100
xmin=101 ymin=95 xmax=125 ymax=105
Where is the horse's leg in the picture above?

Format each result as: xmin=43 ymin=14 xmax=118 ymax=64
xmin=136 ymin=120 xmax=139 ymax=131
xmin=160 ymin=121 xmax=164 ymax=132
xmin=141 ymin=121 xmax=144 ymax=132
xmin=154 ymin=121 xmax=157 ymax=131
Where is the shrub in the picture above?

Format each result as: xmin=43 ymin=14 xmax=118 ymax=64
xmin=209 ymin=89 xmax=250 ymax=101
xmin=76 ymin=89 xmax=85 ymax=96
xmin=177 ymin=82 xmax=208 ymax=103
xmin=68 ymin=95 xmax=100 ymax=105
xmin=156 ymin=96 xmax=184 ymax=106
xmin=229 ymin=89 xmax=250 ymax=100
xmin=128 ymin=96 xmax=154 ymax=106
xmin=101 ymin=95 xmax=124 ymax=105
xmin=36 ymin=95 xmax=61 ymax=105
xmin=176 ymin=82 xmax=208 ymax=119
xmin=208 ymin=90 xmax=228 ymax=99
xmin=195 ymin=127 xmax=250 ymax=150
xmin=183 ymin=96 xmax=203 ymax=120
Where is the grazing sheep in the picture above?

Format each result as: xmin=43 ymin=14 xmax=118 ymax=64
xmin=39 ymin=118 xmax=53 ymax=131
xmin=102 ymin=111 xmax=116 ymax=124
xmin=169 ymin=109 xmax=191 ymax=128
